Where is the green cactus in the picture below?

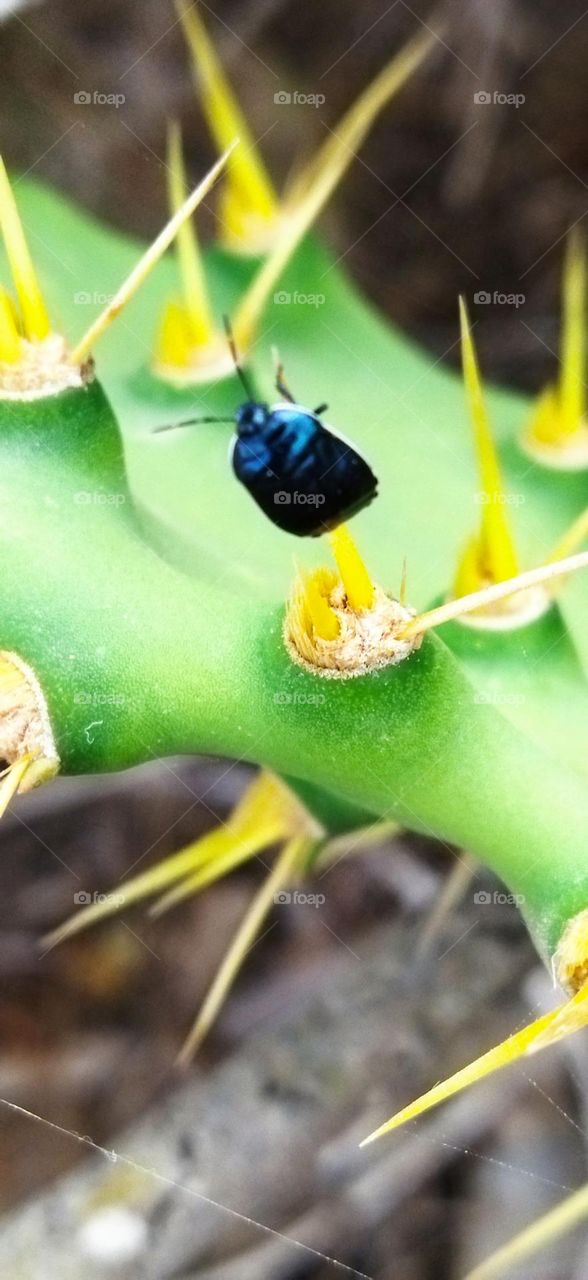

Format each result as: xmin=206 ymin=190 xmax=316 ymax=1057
xmin=1 ymin=11 xmax=588 ymax=1142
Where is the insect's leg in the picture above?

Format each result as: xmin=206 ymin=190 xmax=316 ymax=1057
xmin=313 ymin=402 xmax=328 ymax=415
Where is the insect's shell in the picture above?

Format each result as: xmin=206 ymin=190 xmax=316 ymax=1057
xmin=231 ymin=402 xmax=378 ymax=536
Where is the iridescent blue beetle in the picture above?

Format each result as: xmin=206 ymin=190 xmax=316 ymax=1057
xmin=155 ymin=320 xmax=378 ymax=537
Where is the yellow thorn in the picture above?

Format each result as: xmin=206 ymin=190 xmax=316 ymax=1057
xmin=287 ymin=566 xmax=340 ymax=661
xmin=401 ymin=550 xmax=588 ymax=639
xmin=43 ymin=771 xmax=308 ymax=948
xmin=303 ymin=567 xmax=341 ymax=641
xmin=559 ymin=228 xmax=586 ymax=438
xmin=316 ymin=819 xmax=400 ymax=869
xmin=177 ymin=1 xmax=277 ymax=246
xmin=465 ymin=1182 xmax=588 ymax=1280
xmin=177 ymin=835 xmax=311 ymax=1063
xmin=453 ymin=534 xmax=487 ymax=599
xmin=361 ymin=982 xmax=588 ymax=1146
xmin=43 ymin=826 xmax=232 ymax=949
xmin=0 ymin=158 xmax=50 ymax=341
xmin=284 ymin=27 xmax=437 ymax=210
xmin=149 ymin=816 xmax=287 ymax=916
xmin=0 ymin=754 xmax=32 ymax=819
xmin=458 ymin=297 xmax=519 ymax=586
xmin=233 ymin=28 xmax=435 ymax=350
xmin=549 ymin=506 xmax=588 ymax=562
xmin=69 ymin=142 xmax=237 ymax=365
xmin=416 ymin=853 xmax=477 ymax=960
xmin=0 ymin=286 xmax=21 ymax=363
xmin=166 ymin=120 xmax=214 ymax=345
xmin=154 ymin=298 xmax=196 ymax=369
xmin=526 ymin=385 xmax=560 ymax=446
xmin=329 ymin=524 xmax=375 ymax=612
xmin=399 ymin=556 xmax=408 ymax=607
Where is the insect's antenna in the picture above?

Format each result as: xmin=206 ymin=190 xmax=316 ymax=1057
xmin=223 ymin=313 xmax=255 ymax=400
xmin=154 ymin=416 xmax=234 ymax=434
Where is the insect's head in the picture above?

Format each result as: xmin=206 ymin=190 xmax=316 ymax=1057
xmin=235 ymin=401 xmax=270 ymax=437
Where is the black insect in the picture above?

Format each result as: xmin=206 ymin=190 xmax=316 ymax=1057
xmin=154 ymin=321 xmax=378 ymax=537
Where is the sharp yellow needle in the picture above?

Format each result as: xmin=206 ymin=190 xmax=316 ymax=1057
xmin=177 ymin=835 xmax=310 ymax=1063
xmin=70 ymin=142 xmax=237 ymax=365
xmin=0 ymin=157 xmax=50 ymax=341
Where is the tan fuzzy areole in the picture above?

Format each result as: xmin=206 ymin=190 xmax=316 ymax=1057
xmin=0 ymin=335 xmax=93 ymax=401
xmin=0 ymin=651 xmax=59 ymax=790
xmin=554 ymin=909 xmax=588 ymax=995
xmin=285 ymin=580 xmax=422 ymax=678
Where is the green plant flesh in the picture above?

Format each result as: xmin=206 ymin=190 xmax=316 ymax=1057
xmin=2 ymin=176 xmax=588 ymax=975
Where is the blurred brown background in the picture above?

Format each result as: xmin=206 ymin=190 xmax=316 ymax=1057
xmin=2 ymin=0 xmax=588 ymax=386
xmin=1 ymin=3 xmax=588 ymax=1277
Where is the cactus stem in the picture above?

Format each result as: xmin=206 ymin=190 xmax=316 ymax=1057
xmin=177 ymin=834 xmax=313 ymax=1064
xmin=69 ymin=142 xmax=236 ymax=366
xmin=0 ymin=157 xmax=50 ymax=342
xmin=177 ymin=0 xmax=278 ymax=253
